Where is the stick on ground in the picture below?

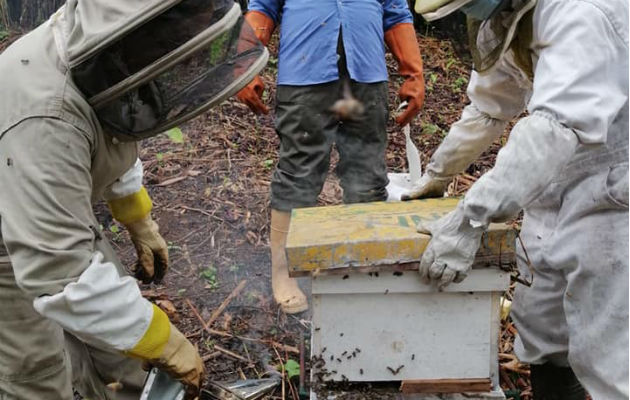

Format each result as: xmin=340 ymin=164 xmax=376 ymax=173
xmin=204 ymin=280 xmax=248 ymax=329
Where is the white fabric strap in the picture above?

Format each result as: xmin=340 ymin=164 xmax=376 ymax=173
xmin=103 ymin=158 xmax=144 ymax=201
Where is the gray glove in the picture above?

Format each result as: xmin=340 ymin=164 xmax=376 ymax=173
xmin=417 ymin=202 xmax=485 ymax=289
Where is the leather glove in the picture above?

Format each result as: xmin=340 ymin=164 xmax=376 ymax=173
xmin=127 ymin=306 xmax=205 ymax=399
xmin=108 ymin=187 xmax=168 ymax=284
xmin=237 ymin=75 xmax=269 ymax=114
xmin=236 ymin=11 xmax=275 ymax=115
xmin=385 ymin=23 xmax=425 ymax=126
xmin=154 ymin=324 xmax=204 ymax=399
xmin=125 ymin=215 xmax=169 ymax=284
xmin=401 ymin=173 xmax=450 ymax=200
xmin=417 ymin=202 xmax=484 ymax=290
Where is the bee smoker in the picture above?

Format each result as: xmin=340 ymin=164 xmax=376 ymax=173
xmin=140 ymin=368 xmax=280 ymax=400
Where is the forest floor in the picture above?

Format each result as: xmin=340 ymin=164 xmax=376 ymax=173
xmin=2 ymin=28 xmax=534 ymax=399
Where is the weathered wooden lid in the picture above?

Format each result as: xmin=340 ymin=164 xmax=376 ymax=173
xmin=286 ymin=198 xmax=516 ymax=276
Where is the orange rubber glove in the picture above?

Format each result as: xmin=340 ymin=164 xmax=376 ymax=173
xmin=236 ymin=11 xmax=275 ymax=114
xmin=385 ymin=23 xmax=425 ymax=126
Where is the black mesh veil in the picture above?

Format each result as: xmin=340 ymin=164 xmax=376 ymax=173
xmin=71 ymin=0 xmax=268 ymax=141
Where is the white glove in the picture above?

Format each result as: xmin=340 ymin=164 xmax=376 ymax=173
xmin=401 ymin=173 xmax=450 ymax=200
xmin=426 ymin=104 xmax=507 ymax=179
xmin=417 ymin=202 xmax=485 ymax=290
xmin=402 ymin=104 xmax=507 ymax=201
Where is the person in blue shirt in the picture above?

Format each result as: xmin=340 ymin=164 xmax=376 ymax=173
xmin=236 ymin=0 xmax=425 ymax=314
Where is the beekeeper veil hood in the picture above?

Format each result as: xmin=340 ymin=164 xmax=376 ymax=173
xmin=54 ymin=0 xmax=268 ymax=141
xmin=414 ymin=0 xmax=536 ymax=75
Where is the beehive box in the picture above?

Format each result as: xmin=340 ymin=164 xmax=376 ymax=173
xmin=285 ymin=199 xmax=515 ymax=396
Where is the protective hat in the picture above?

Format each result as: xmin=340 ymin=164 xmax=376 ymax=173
xmin=415 ymin=0 xmax=506 ymax=21
xmin=415 ymin=0 xmax=474 ymax=21
xmin=62 ymin=0 xmax=268 ymax=141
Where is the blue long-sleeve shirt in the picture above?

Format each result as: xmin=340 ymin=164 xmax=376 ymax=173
xmin=248 ymin=0 xmax=413 ymax=85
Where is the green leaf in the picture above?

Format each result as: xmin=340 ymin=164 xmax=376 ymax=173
xmin=0 ymin=31 xmax=8 ymax=41
xmin=421 ymin=122 xmax=441 ymax=136
xmin=166 ymin=127 xmax=184 ymax=144
xmin=200 ymin=266 xmax=219 ymax=289
xmin=284 ymin=359 xmax=300 ymax=379
xmin=109 ymin=225 xmax=119 ymax=234
xmin=262 ymin=159 xmax=274 ymax=169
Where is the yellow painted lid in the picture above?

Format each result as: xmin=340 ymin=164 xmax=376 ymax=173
xmin=286 ymin=198 xmax=516 ymax=275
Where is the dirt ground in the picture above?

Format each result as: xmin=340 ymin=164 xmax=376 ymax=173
xmin=1 ymin=28 xmax=533 ymax=399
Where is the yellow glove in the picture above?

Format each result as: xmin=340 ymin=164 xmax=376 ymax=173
xmin=128 ymin=305 xmax=205 ymax=399
xmin=108 ymin=187 xmax=169 ymax=283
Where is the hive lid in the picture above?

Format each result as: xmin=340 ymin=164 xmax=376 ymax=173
xmin=286 ymin=198 xmax=516 ymax=276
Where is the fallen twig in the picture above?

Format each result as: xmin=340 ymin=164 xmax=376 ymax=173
xmin=214 ymin=344 xmax=251 ymax=364
xmin=202 ymin=351 xmax=221 ymax=361
xmin=204 ymin=280 xmax=248 ymax=329
xmin=272 ymin=345 xmax=286 ymax=400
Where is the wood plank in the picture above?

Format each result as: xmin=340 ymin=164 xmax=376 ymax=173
xmin=400 ymin=378 xmax=492 ymax=394
xmin=286 ymin=199 xmax=516 ymax=275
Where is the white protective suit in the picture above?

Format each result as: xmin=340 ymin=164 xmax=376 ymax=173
xmin=0 ymin=0 xmax=271 ymax=396
xmin=415 ymin=0 xmax=629 ymax=398
xmin=0 ymin=8 xmax=155 ymax=394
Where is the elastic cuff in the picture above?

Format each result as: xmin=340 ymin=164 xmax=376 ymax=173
xmin=126 ymin=304 xmax=170 ymax=360
xmin=108 ymin=186 xmax=153 ymax=225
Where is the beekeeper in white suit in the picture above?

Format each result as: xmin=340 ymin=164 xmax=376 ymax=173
xmin=409 ymin=0 xmax=628 ymax=399
xmin=0 ymin=0 xmax=268 ymax=398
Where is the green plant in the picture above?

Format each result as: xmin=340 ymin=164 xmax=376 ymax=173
xmin=200 ymin=265 xmax=219 ymax=290
xmin=452 ymin=76 xmax=468 ymax=93
xmin=0 ymin=31 xmax=8 ymax=41
xmin=421 ymin=122 xmax=441 ymax=136
xmin=445 ymin=58 xmax=456 ymax=71
xmin=108 ymin=223 xmax=123 ymax=242
xmin=203 ymin=338 xmax=215 ymax=351
xmin=165 ymin=127 xmax=184 ymax=144
xmin=426 ymin=72 xmax=438 ymax=92
xmin=283 ymin=359 xmax=300 ymax=379
xmin=261 ymin=159 xmax=274 ymax=169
